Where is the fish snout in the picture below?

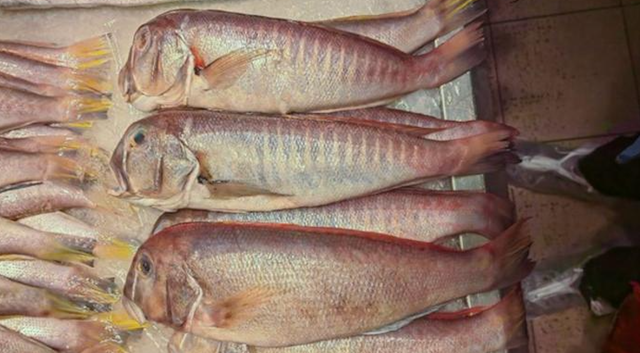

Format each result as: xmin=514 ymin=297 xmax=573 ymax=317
xmin=123 ymin=296 xmax=147 ymax=325
xmin=118 ymin=66 xmax=137 ymax=103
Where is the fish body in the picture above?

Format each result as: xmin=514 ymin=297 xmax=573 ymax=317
xmin=1 ymin=124 xmax=76 ymax=139
xmin=0 ymin=86 xmax=110 ymax=132
xmin=0 ymin=255 xmax=118 ymax=304
xmin=0 ymin=317 xmax=117 ymax=352
xmin=120 ymin=10 xmax=484 ymax=113
xmin=0 ymin=326 xmax=56 ymax=353
xmin=0 ymin=276 xmax=90 ymax=318
xmin=111 ymin=110 xmax=515 ymax=212
xmin=0 ymin=181 xmax=95 ymax=220
xmin=153 ymin=189 xmax=514 ymax=241
xmin=0 ymin=217 xmax=95 ymax=262
xmin=312 ymin=107 xmax=516 ymax=141
xmin=124 ymin=222 xmax=533 ymax=347
xmin=0 ymin=72 xmax=68 ymax=96
xmin=20 ymin=212 xmax=102 ymax=240
xmin=0 ymin=151 xmax=83 ymax=190
xmin=318 ymin=0 xmax=484 ymax=54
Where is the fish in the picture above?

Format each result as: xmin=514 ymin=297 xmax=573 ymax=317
xmin=0 ymin=181 xmax=95 ymax=220
xmin=0 ymin=151 xmax=85 ymax=190
xmin=0 ymin=217 xmax=96 ymax=262
xmin=1 ymin=124 xmax=76 ymax=139
xmin=0 ymin=134 xmax=86 ymax=153
xmin=0 ymin=255 xmax=119 ymax=304
xmin=0 ymin=325 xmax=57 ymax=353
xmin=20 ymin=212 xmax=104 ymax=240
xmin=123 ymin=221 xmax=534 ymax=347
xmin=311 ymin=107 xmax=517 ymax=141
xmin=0 ymin=86 xmax=110 ymax=132
xmin=0 ymin=50 xmax=112 ymax=94
xmin=0 ymin=314 xmax=142 ymax=353
xmin=0 ymin=34 xmax=112 ymax=68
xmin=318 ymin=0 xmax=485 ymax=54
xmin=0 ymin=276 xmax=92 ymax=318
xmin=0 ymin=72 xmax=68 ymax=96
xmin=119 ymin=10 xmax=485 ymax=113
xmin=169 ymin=288 xmax=527 ymax=353
xmin=153 ymin=189 xmax=515 ymax=242
xmin=110 ymin=110 xmax=516 ymax=212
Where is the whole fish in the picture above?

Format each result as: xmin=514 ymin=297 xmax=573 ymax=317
xmin=0 ymin=72 xmax=68 ymax=96
xmin=110 ymin=110 xmax=516 ymax=212
xmin=153 ymin=189 xmax=515 ymax=242
xmin=0 ymin=151 xmax=84 ymax=190
xmin=170 ymin=288 xmax=527 ymax=353
xmin=0 ymin=181 xmax=95 ymax=220
xmin=0 ymin=326 xmax=56 ymax=353
xmin=0 ymin=217 xmax=95 ymax=262
xmin=0 ymin=34 xmax=112 ymax=68
xmin=119 ymin=10 xmax=485 ymax=113
xmin=0 ymin=255 xmax=118 ymax=304
xmin=0 ymin=276 xmax=92 ymax=318
xmin=0 ymin=50 xmax=111 ymax=94
xmin=0 ymin=86 xmax=110 ymax=132
xmin=318 ymin=0 xmax=484 ymax=54
xmin=123 ymin=221 xmax=533 ymax=347
xmin=312 ymin=107 xmax=517 ymax=141
xmin=0 ymin=314 xmax=140 ymax=353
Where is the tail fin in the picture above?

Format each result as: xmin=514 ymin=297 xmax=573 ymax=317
xmin=47 ymin=292 xmax=94 ymax=319
xmin=67 ymin=95 xmax=112 ymax=121
xmin=94 ymin=311 xmax=149 ymax=331
xmin=68 ymin=64 xmax=113 ymax=94
xmin=484 ymin=220 xmax=535 ymax=290
xmin=451 ymin=128 xmax=518 ymax=176
xmin=45 ymin=155 xmax=87 ymax=181
xmin=67 ymin=34 xmax=113 ymax=67
xmin=93 ymin=238 xmax=136 ymax=260
xmin=431 ymin=0 xmax=487 ymax=38
xmin=493 ymin=287 xmax=529 ymax=349
xmin=417 ymin=21 xmax=485 ymax=88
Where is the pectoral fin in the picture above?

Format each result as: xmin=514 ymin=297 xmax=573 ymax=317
xmin=200 ymin=49 xmax=276 ymax=90
xmin=195 ymin=287 xmax=278 ymax=329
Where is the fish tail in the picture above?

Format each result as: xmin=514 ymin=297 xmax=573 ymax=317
xmin=55 ymin=121 xmax=95 ymax=130
xmin=82 ymin=281 xmax=120 ymax=305
xmin=430 ymin=0 xmax=486 ymax=36
xmin=67 ymin=34 xmax=113 ymax=62
xmin=40 ymin=242 xmax=96 ymax=264
xmin=484 ymin=220 xmax=535 ymax=290
xmin=45 ymin=154 xmax=86 ymax=181
xmin=26 ymin=135 xmax=84 ymax=153
xmin=68 ymin=94 xmax=112 ymax=121
xmin=69 ymin=62 xmax=113 ymax=94
xmin=47 ymin=292 xmax=94 ymax=319
xmin=415 ymin=21 xmax=485 ymax=88
xmin=94 ymin=311 xmax=149 ymax=331
xmin=93 ymin=238 xmax=136 ymax=260
xmin=493 ymin=287 xmax=529 ymax=350
xmin=446 ymin=127 xmax=518 ymax=175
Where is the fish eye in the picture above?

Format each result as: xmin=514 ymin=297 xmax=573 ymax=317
xmin=138 ymin=255 xmax=153 ymax=277
xmin=131 ymin=130 xmax=145 ymax=147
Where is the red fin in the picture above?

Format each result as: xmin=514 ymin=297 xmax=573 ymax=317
xmin=191 ymin=47 xmax=206 ymax=71
xmin=427 ymin=306 xmax=489 ymax=320
xmin=485 ymin=220 xmax=535 ymax=290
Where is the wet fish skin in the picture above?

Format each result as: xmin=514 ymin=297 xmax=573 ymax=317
xmin=0 ymin=181 xmax=95 ymax=220
xmin=0 ymin=150 xmax=84 ymax=190
xmin=124 ymin=222 xmax=533 ymax=347
xmin=0 ymin=72 xmax=68 ymax=96
xmin=120 ymin=10 xmax=485 ymax=113
xmin=0 ymin=86 xmax=110 ymax=132
xmin=311 ymin=107 xmax=517 ymax=141
xmin=0 ymin=317 xmax=118 ymax=352
xmin=0 ymin=255 xmax=119 ymax=304
xmin=1 ymin=0 xmax=212 ymax=8
xmin=153 ymin=189 xmax=515 ymax=241
xmin=0 ymin=276 xmax=91 ymax=318
xmin=0 ymin=217 xmax=96 ymax=262
xmin=111 ymin=110 xmax=515 ymax=212
xmin=20 ymin=212 xmax=102 ymax=240
xmin=1 ymin=124 xmax=76 ymax=139
xmin=319 ymin=0 xmax=484 ymax=54
xmin=0 ymin=325 xmax=56 ymax=353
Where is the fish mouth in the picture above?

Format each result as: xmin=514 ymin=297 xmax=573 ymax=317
xmin=108 ymin=141 xmax=131 ymax=197
xmin=123 ymin=297 xmax=147 ymax=325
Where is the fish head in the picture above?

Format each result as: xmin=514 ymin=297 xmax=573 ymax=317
xmin=119 ymin=20 xmax=194 ymax=109
xmin=110 ymin=118 xmax=199 ymax=207
xmin=124 ymin=227 xmax=202 ymax=328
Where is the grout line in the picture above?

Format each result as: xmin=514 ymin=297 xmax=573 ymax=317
xmin=621 ymin=4 xmax=640 ymax=112
xmin=487 ymin=23 xmax=507 ymax=124
xmin=490 ymin=4 xmax=622 ymax=25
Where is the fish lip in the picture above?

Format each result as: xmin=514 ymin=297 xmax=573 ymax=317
xmin=123 ymin=297 xmax=147 ymax=325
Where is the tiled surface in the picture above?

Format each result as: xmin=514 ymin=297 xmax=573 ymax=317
xmin=624 ymin=4 xmax=640 ymax=101
xmin=529 ymin=305 xmax=614 ymax=353
xmin=492 ymin=8 xmax=639 ymax=142
xmin=488 ymin=0 xmax=619 ymax=23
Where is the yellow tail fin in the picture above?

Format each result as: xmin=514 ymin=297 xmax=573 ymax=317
xmin=40 ymin=243 xmax=95 ymax=264
xmin=47 ymin=292 xmax=94 ymax=319
xmin=93 ymin=239 xmax=136 ymax=260
xmin=94 ymin=311 xmax=149 ymax=331
xmin=68 ymin=34 xmax=113 ymax=63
